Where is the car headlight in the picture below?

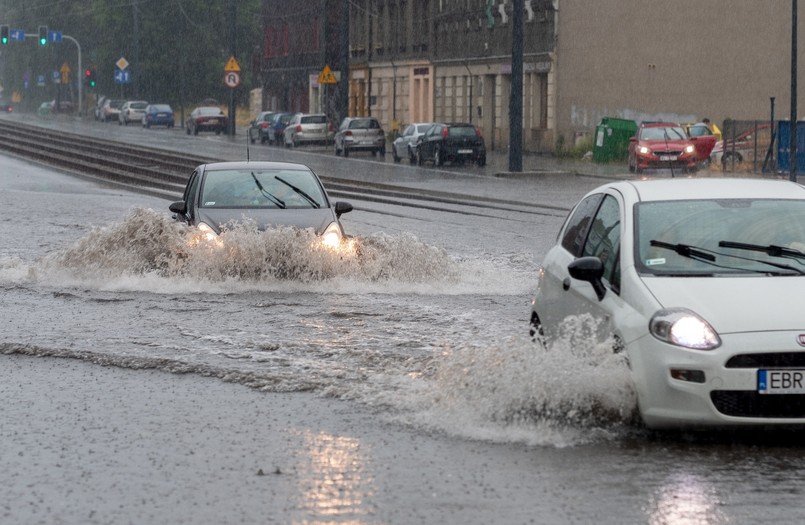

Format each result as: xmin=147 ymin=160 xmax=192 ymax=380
xmin=321 ymin=222 xmax=343 ymax=248
xmin=649 ymin=308 xmax=721 ymax=350
xmin=684 ymin=145 xmax=696 ymax=154
xmin=197 ymin=222 xmax=219 ymax=242
xmin=638 ymin=146 xmax=650 ymax=155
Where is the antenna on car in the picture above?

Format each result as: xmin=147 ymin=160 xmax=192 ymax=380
xmin=663 ymin=128 xmax=675 ymax=178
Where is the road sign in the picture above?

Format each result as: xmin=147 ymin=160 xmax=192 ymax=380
xmin=224 ymin=71 xmax=241 ymax=88
xmin=224 ymin=56 xmax=241 ymax=72
xmin=48 ymin=31 xmax=62 ymax=43
xmin=51 ymin=71 xmax=60 ymax=84
xmin=10 ymin=29 xmax=24 ymax=42
xmin=116 ymin=57 xmax=129 ymax=70
xmin=37 ymin=75 xmax=45 ymax=87
xmin=114 ymin=69 xmax=131 ymax=84
xmin=60 ymin=63 xmax=71 ymax=84
xmin=318 ymin=65 xmax=337 ymax=84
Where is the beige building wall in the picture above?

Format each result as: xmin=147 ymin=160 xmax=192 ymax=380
xmin=556 ymin=0 xmax=798 ymax=145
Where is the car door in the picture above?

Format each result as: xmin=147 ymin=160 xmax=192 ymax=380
xmin=554 ymin=193 xmax=626 ymax=343
xmin=419 ymin=125 xmax=440 ymax=161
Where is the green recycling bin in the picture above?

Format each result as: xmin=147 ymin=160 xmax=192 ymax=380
xmin=592 ymin=117 xmax=638 ymax=163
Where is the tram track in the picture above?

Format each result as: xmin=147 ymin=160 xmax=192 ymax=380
xmin=0 ymin=118 xmax=569 ymax=218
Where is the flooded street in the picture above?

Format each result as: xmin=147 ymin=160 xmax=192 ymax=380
xmin=3 ymin=133 xmax=805 ymax=523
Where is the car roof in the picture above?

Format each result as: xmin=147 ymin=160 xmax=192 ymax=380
xmin=606 ymin=178 xmax=805 ymax=203
xmin=639 ymin=121 xmax=681 ymax=128
xmin=197 ymin=161 xmax=316 ymax=173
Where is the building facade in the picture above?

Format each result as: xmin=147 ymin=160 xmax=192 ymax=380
xmin=258 ymin=1 xmax=803 ymax=153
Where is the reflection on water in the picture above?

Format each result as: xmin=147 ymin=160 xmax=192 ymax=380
xmin=647 ymin=472 xmax=726 ymax=525
xmin=291 ymin=430 xmax=377 ymax=523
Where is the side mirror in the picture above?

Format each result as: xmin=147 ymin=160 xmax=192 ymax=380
xmin=568 ymin=256 xmax=607 ymax=301
xmin=169 ymin=201 xmax=187 ymax=215
xmin=334 ymin=201 xmax=353 ymax=217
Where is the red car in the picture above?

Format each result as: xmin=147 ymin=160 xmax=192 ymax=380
xmin=185 ymin=106 xmax=228 ymax=135
xmin=685 ymin=122 xmax=718 ymax=165
xmin=628 ymin=122 xmax=698 ymax=174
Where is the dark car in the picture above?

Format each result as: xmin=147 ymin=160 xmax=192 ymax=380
xmin=142 ymin=104 xmax=175 ymax=128
xmin=416 ymin=123 xmax=486 ymax=167
xmin=168 ymin=161 xmax=354 ymax=248
xmin=628 ymin=122 xmax=698 ymax=174
xmin=334 ymin=117 xmax=386 ymax=157
xmin=265 ymin=112 xmax=293 ymax=145
xmin=185 ymin=106 xmax=227 ymax=135
xmin=248 ymin=111 xmax=275 ymax=144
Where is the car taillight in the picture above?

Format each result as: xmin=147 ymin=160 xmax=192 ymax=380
xmin=475 ymin=127 xmax=482 ymax=137
xmin=261 ymin=122 xmax=269 ymax=128
xmin=441 ymin=127 xmax=449 ymax=138
xmin=345 ymin=130 xmax=353 ymax=137
xmin=296 ymin=124 xmax=303 ymax=132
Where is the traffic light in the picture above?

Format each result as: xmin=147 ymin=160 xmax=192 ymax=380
xmin=1 ymin=26 xmax=8 ymax=45
xmin=85 ymin=68 xmax=96 ymax=88
xmin=38 ymin=25 xmax=47 ymax=46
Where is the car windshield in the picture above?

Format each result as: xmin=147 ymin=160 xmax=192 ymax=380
xmin=301 ymin=115 xmax=326 ymax=124
xmin=636 ymin=198 xmax=805 ymax=275
xmin=348 ymin=118 xmax=377 ymax=129
xmin=640 ymin=126 xmax=687 ymax=140
xmin=416 ymin=124 xmax=433 ymax=133
xmin=200 ymin=168 xmax=326 ymax=209
xmin=151 ymin=105 xmax=171 ymax=112
xmin=688 ymin=125 xmax=711 ymax=137
xmin=448 ymin=126 xmax=476 ymax=137
xmin=130 ymin=102 xmax=148 ymax=110
xmin=198 ymin=107 xmax=222 ymax=115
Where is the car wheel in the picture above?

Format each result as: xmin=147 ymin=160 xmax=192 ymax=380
xmin=194 ymin=127 xmax=199 ymax=136
xmin=529 ymin=312 xmax=546 ymax=344
xmin=408 ymin=147 xmax=416 ymax=164
xmin=335 ymin=143 xmax=342 ymax=156
xmin=292 ymin=139 xmax=297 ymax=148
xmin=477 ymin=155 xmax=486 ymax=167
xmin=250 ymin=135 xmax=256 ymax=144
xmin=435 ymin=148 xmax=444 ymax=166
xmin=380 ymin=145 xmax=386 ymax=156
xmin=118 ymin=119 xmax=122 ymax=126
xmin=628 ymin=155 xmax=636 ymax=173
xmin=371 ymin=149 xmax=376 ymax=157
xmin=343 ymin=147 xmax=349 ymax=158
xmin=724 ymin=152 xmax=743 ymax=164
xmin=417 ymin=149 xmax=424 ymax=166
xmin=392 ymin=147 xmax=401 ymax=163
xmin=260 ymin=135 xmax=267 ymax=144
xmin=186 ymin=127 xmax=191 ymax=135
xmin=215 ymin=129 xmax=221 ymax=135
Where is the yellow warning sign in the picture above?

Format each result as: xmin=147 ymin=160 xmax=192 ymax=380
xmin=318 ymin=65 xmax=337 ymax=84
xmin=60 ymin=62 xmax=71 ymax=84
xmin=224 ymin=56 xmax=241 ymax=72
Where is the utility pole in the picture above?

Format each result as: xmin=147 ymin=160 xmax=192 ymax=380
xmin=791 ymin=0 xmax=798 ymax=181
xmin=228 ymin=0 xmax=237 ymax=135
xmin=338 ymin=0 xmax=349 ymax=123
xmin=509 ymin=0 xmax=524 ymax=172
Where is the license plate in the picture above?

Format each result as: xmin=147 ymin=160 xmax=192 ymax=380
xmin=758 ymin=369 xmax=805 ymax=394
xmin=209 ymin=119 xmax=219 ymax=125
xmin=659 ymin=155 xmax=678 ymax=161
xmin=360 ymin=140 xmax=372 ymax=145
xmin=458 ymin=149 xmax=473 ymax=154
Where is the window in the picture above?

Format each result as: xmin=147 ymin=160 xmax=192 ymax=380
xmin=582 ymin=195 xmax=621 ymax=289
xmin=560 ymin=194 xmax=603 ymax=257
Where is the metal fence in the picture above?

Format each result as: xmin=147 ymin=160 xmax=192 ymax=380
xmin=715 ymin=119 xmax=776 ymax=175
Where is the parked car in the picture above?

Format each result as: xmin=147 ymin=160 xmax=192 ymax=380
xmin=415 ymin=122 xmax=486 ymax=167
xmin=392 ymin=122 xmax=434 ymax=163
xmin=334 ymin=117 xmax=386 ymax=157
xmin=247 ymin=111 xmax=276 ymax=144
xmin=529 ymin=177 xmax=805 ymax=429
xmin=93 ymin=96 xmax=107 ymax=120
xmin=142 ymin=104 xmax=175 ymax=128
xmin=168 ymin=161 xmax=353 ymax=249
xmin=266 ymin=112 xmax=293 ymax=145
xmin=99 ymin=99 xmax=124 ymax=122
xmin=0 ymin=97 xmax=13 ymax=113
xmin=283 ymin=113 xmax=334 ymax=147
xmin=710 ymin=124 xmax=773 ymax=166
xmin=628 ymin=122 xmax=698 ymax=174
xmin=118 ymin=100 xmax=148 ymax=126
xmin=185 ymin=106 xmax=227 ymax=135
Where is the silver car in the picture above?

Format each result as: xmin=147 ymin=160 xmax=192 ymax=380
xmin=168 ymin=161 xmax=353 ymax=248
xmin=283 ymin=113 xmax=334 ymax=147
xmin=118 ymin=100 xmax=148 ymax=126
xmin=392 ymin=122 xmax=435 ymax=163
xmin=334 ymin=117 xmax=386 ymax=157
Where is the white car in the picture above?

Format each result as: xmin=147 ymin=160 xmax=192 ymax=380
xmin=391 ymin=122 xmax=434 ymax=163
xmin=530 ymin=177 xmax=805 ymax=429
xmin=118 ymin=100 xmax=148 ymax=126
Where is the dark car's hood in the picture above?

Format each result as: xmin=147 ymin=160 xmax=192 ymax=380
xmin=196 ymin=207 xmax=337 ymax=235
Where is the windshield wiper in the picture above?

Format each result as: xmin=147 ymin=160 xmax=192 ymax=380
xmin=718 ymin=240 xmax=805 ymax=260
xmin=650 ymin=240 xmax=716 ymax=261
xmin=251 ymin=172 xmax=285 ymax=208
xmin=275 ymin=176 xmax=320 ymax=208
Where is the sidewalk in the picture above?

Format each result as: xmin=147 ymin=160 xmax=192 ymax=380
xmin=484 ymin=149 xmax=628 ymax=179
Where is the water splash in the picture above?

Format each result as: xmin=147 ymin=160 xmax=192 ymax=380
xmin=380 ymin=314 xmax=639 ymax=447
